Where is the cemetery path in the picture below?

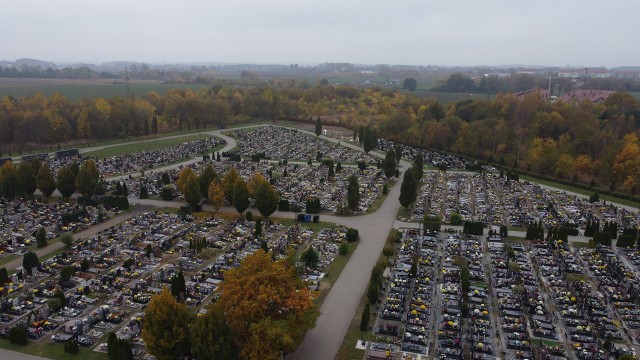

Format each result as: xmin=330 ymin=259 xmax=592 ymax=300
xmin=393 ymin=221 xmax=592 ymax=243
xmin=5 ymin=205 xmax=152 ymax=271
xmin=106 ymin=130 xmax=238 ymax=181
xmin=0 ymin=348 xmax=49 ymax=360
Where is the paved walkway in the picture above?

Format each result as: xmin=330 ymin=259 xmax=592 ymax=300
xmin=7 ymin=123 xmax=637 ymax=360
xmin=0 ymin=348 xmax=49 ymax=360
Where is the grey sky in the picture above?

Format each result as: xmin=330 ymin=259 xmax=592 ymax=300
xmin=2 ymin=0 xmax=638 ymax=67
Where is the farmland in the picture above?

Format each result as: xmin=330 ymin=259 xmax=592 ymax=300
xmin=0 ymin=78 xmax=209 ymax=99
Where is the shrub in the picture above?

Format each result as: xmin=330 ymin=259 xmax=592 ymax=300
xmin=382 ymin=245 xmax=394 ymax=257
xmin=346 ymin=228 xmax=359 ymax=242
xmin=339 ymin=243 xmax=349 ymax=255
xmin=9 ymin=327 xmax=28 ymax=345
xmin=161 ymin=185 xmax=174 ymax=200
xmin=245 ymin=211 xmax=253 ymax=221
xmin=360 ymin=304 xmax=370 ymax=331
xmin=278 ymin=199 xmax=290 ymax=212
xmin=382 ymin=184 xmax=388 ymax=195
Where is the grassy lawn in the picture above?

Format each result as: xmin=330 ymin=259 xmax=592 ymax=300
xmin=11 ymin=126 xmax=223 ymax=158
xmin=366 ymin=181 xmax=395 ymax=214
xmin=565 ymin=273 xmax=592 ymax=283
xmin=396 ymin=207 xmax=412 ymax=221
xmin=83 ymin=133 xmax=214 ymax=158
xmin=0 ymin=338 xmax=107 ymax=360
xmin=0 ymin=254 xmax=18 ymax=268
xmin=570 ymin=241 xmax=591 ymax=249
xmin=520 ymin=175 xmax=639 ymax=208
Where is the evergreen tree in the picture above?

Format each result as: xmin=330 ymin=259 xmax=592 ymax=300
xmin=328 ymin=161 xmax=335 ymax=179
xmin=399 ymin=167 xmax=418 ymax=208
xmin=151 ymin=114 xmax=158 ymax=136
xmin=346 ymin=174 xmax=361 ymax=212
xmin=315 ymin=116 xmax=322 ymax=136
xmin=383 ymin=149 xmax=396 ymax=178
xmin=413 ymin=152 xmax=424 ymax=181
xmin=22 ymin=251 xmax=40 ymax=276
xmin=232 ymin=178 xmax=250 ymax=215
xmin=360 ymin=304 xmax=370 ymax=331
xmin=36 ymin=227 xmax=47 ymax=248
xmin=394 ymin=144 xmax=403 ymax=164
xmin=255 ymin=219 xmax=262 ymax=237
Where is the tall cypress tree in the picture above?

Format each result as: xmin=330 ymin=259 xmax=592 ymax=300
xmin=399 ymin=167 xmax=418 ymax=208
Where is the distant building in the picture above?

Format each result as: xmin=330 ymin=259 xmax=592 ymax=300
xmin=514 ymin=88 xmax=550 ymax=100
xmin=559 ymin=89 xmax=615 ymax=103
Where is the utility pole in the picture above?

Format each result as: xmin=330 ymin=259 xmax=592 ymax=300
xmin=124 ymin=66 xmax=130 ymax=98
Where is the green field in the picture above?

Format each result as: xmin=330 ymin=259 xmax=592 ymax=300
xmin=83 ymin=133 xmax=214 ymax=159
xmin=0 ymin=82 xmax=210 ymax=100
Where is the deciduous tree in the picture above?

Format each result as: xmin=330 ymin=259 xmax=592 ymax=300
xmin=75 ymin=159 xmax=100 ymax=196
xmin=403 ymin=77 xmax=417 ymax=91
xmin=16 ymin=161 xmax=36 ymax=197
xmin=56 ymin=165 xmax=76 ymax=198
xmin=254 ymin=177 xmax=278 ymax=218
xmin=190 ymin=303 xmax=238 ymax=360
xmin=219 ymin=251 xmax=317 ymax=360
xmin=37 ymin=163 xmax=56 ymax=198
xmin=198 ymin=164 xmax=218 ymax=198
xmin=142 ymin=288 xmax=192 ymax=360
xmin=221 ymin=167 xmax=240 ymax=203
xmin=0 ymin=161 xmax=17 ymax=198
xmin=207 ymin=181 xmax=225 ymax=215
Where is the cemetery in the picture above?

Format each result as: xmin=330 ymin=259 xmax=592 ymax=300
xmin=1 ymin=123 xmax=640 ymax=360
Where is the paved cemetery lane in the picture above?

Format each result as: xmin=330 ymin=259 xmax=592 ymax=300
xmin=106 ymin=130 xmax=238 ymax=181
xmin=286 ymin=165 xmax=406 ymax=360
xmin=0 ymin=348 xmax=50 ymax=360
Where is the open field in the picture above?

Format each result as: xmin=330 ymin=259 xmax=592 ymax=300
xmin=0 ymin=78 xmax=209 ymax=99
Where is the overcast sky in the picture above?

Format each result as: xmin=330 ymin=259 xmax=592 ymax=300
xmin=2 ymin=0 xmax=638 ymax=67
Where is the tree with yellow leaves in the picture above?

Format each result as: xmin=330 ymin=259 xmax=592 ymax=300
xmin=613 ymin=133 xmax=640 ymax=191
xmin=221 ymin=167 xmax=240 ymax=203
xmin=142 ymin=288 xmax=192 ymax=360
xmin=207 ymin=181 xmax=225 ymax=216
xmin=176 ymin=167 xmax=196 ymax=194
xmin=218 ymin=250 xmax=317 ymax=360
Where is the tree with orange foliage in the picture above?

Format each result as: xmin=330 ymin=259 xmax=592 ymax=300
xmin=218 ymin=250 xmax=317 ymax=360
xmin=142 ymin=288 xmax=192 ymax=360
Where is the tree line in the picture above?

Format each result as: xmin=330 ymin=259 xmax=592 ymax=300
xmin=2 ymin=83 xmax=640 ymax=194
